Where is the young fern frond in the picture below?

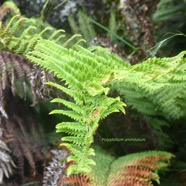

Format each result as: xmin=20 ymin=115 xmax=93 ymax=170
xmin=48 ymin=88 xmax=125 ymax=175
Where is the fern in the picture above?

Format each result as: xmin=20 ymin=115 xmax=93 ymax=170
xmin=0 ymin=12 xmax=52 ymax=183
xmin=1 ymin=95 xmax=47 ymax=180
xmin=0 ymin=50 xmax=53 ymax=118
xmin=153 ymin=0 xmax=186 ymax=23
xmin=111 ymin=51 xmax=186 ymax=119
xmin=108 ymin=9 xmax=117 ymax=41
xmin=42 ymin=149 xmax=70 ymax=186
xmin=0 ymin=17 xmax=124 ymax=175
xmin=25 ymin=36 xmax=126 ymax=176
xmin=0 ymin=16 xmax=180 ymax=179
xmin=57 ymin=146 xmax=174 ymax=186
xmin=68 ymin=10 xmax=96 ymax=44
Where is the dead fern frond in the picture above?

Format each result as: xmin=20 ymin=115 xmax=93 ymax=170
xmin=1 ymin=93 xmax=47 ymax=181
xmin=0 ymin=51 xmax=53 ymax=117
xmin=0 ymin=123 xmax=15 ymax=184
xmin=107 ymin=151 xmax=174 ymax=186
xmin=59 ymin=174 xmax=93 ymax=186
xmin=42 ymin=149 xmax=70 ymax=186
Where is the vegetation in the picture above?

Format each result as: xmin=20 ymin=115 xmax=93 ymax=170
xmin=0 ymin=0 xmax=185 ymax=185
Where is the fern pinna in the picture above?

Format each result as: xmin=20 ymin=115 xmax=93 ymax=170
xmin=0 ymin=15 xmax=176 ymax=181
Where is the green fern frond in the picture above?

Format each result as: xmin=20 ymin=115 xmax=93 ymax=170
xmin=48 ymin=29 xmax=65 ymax=41
xmin=0 ymin=17 xmax=39 ymax=54
xmin=2 ymin=1 xmax=20 ymax=11
xmin=111 ymin=51 xmax=186 ymax=119
xmin=27 ymin=42 xmax=84 ymax=89
xmin=1 ymin=15 xmax=20 ymax=37
xmin=68 ymin=14 xmax=79 ymax=34
xmin=63 ymin=34 xmax=82 ymax=48
xmin=0 ymin=15 xmax=64 ymax=55
xmin=77 ymin=11 xmax=96 ymax=42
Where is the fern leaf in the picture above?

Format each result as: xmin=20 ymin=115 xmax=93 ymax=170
xmin=56 ymin=122 xmax=86 ymax=133
xmin=1 ymin=19 xmax=126 ymax=175
xmin=63 ymin=34 xmax=82 ymax=48
xmin=46 ymin=82 xmax=83 ymax=102
xmin=27 ymin=49 xmax=83 ymax=90
xmin=1 ymin=15 xmax=20 ymax=37
xmin=108 ymin=9 xmax=117 ymax=41
xmin=111 ymin=51 xmax=186 ymax=119
xmin=50 ymin=109 xmax=83 ymax=122
xmin=107 ymin=151 xmax=174 ymax=185
xmin=66 ymin=148 xmax=96 ymax=176
xmin=48 ymin=29 xmax=65 ymax=40
xmin=77 ymin=10 xmax=96 ymax=42
xmin=51 ymin=98 xmax=83 ymax=115
xmin=62 ymin=136 xmax=85 ymax=146
xmin=8 ymin=17 xmax=27 ymax=37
